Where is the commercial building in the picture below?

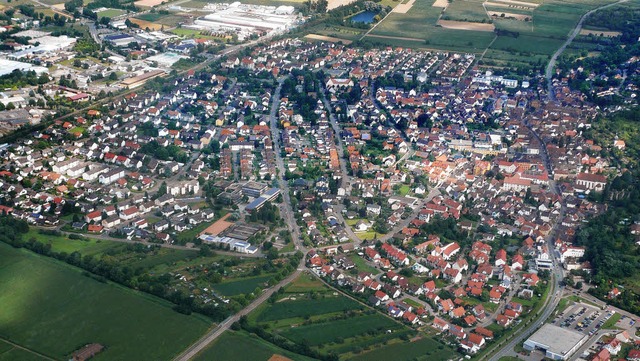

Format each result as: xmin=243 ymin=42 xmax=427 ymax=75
xmin=523 ymin=324 xmax=588 ymax=360
xmin=0 ymin=58 xmax=48 ymax=77
xmin=12 ymin=35 xmax=76 ymax=59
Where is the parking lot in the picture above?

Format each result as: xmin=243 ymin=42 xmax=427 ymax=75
xmin=552 ymin=303 xmax=613 ymax=336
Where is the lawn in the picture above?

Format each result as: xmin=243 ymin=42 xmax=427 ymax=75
xmin=398 ymin=184 xmax=411 ymax=196
xmin=356 ymin=231 xmax=380 ymax=240
xmin=0 ymin=242 xmax=211 ymax=360
xmin=213 ymin=274 xmax=275 ymax=296
xmin=193 ymin=330 xmax=315 ymax=361
xmin=349 ymin=254 xmax=379 ymax=275
xmin=602 ymin=312 xmax=622 ymax=329
xmin=281 ymin=314 xmax=398 ymax=346
xmin=172 ymin=28 xmax=204 ymax=37
xmin=284 ymin=274 xmax=327 ymax=293
xmin=256 ymin=296 xmax=362 ymax=322
xmin=351 ymin=337 xmax=456 ymax=361
xmin=25 ymin=228 xmax=119 ymax=255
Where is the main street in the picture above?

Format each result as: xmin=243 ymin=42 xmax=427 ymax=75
xmin=484 ymin=2 xmax=634 ymax=357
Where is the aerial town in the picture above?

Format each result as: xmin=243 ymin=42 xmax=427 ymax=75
xmin=1 ymin=0 xmax=640 ymax=360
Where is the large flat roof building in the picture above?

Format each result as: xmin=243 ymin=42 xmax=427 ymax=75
xmin=523 ymin=324 xmax=587 ymax=360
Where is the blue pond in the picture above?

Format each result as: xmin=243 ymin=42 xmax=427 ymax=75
xmin=350 ymin=11 xmax=377 ymax=24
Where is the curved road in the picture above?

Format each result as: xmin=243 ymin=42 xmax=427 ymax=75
xmin=546 ymin=0 xmax=629 ymax=101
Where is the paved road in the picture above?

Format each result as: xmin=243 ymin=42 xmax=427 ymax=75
xmin=174 ymin=76 xmax=310 ymax=360
xmin=545 ymin=0 xmax=629 ymax=101
xmin=487 ymin=118 xmax=568 ymax=360
xmin=173 ymin=268 xmax=303 ymax=361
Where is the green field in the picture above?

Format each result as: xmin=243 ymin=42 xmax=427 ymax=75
xmin=0 ymin=339 xmax=44 ymax=361
xmin=364 ymin=0 xmax=622 ymax=64
xmin=97 ymin=8 xmax=126 ymax=18
xmin=281 ymin=313 xmax=397 ymax=346
xmin=194 ymin=330 xmax=315 ymax=361
xmin=603 ymin=312 xmax=622 ymax=329
xmin=284 ymin=274 xmax=327 ymax=293
xmin=349 ymin=254 xmax=379 ymax=275
xmin=351 ymin=337 xmax=455 ymax=361
xmin=243 ymin=275 xmax=457 ymax=361
xmin=135 ymin=12 xmax=163 ymax=22
xmin=0 ymin=242 xmax=211 ymax=360
xmin=25 ymin=229 xmax=118 ymax=255
xmin=442 ymin=0 xmax=491 ymax=23
xmin=213 ymin=274 xmax=275 ymax=296
xmin=256 ymin=296 xmax=362 ymax=322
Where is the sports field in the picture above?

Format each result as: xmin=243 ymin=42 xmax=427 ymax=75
xmin=0 ymin=242 xmax=211 ymax=360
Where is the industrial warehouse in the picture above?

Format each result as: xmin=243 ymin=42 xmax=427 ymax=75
xmin=189 ymin=2 xmax=299 ymax=41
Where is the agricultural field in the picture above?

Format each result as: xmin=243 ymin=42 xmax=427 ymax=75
xmin=441 ymin=0 xmax=491 ymax=23
xmin=363 ymin=0 xmax=623 ymax=66
xmin=350 ymin=337 xmax=456 ymax=361
xmin=0 ymin=339 xmax=45 ymax=361
xmin=0 ymin=242 xmax=211 ymax=360
xmin=194 ymin=330 xmax=316 ymax=361
xmin=240 ymin=274 xmax=456 ymax=360
xmin=366 ymin=0 xmax=495 ymax=52
xmin=213 ymin=274 xmax=275 ymax=296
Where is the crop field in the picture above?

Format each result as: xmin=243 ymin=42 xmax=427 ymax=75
xmin=0 ymin=243 xmax=211 ymax=360
xmin=213 ymin=274 xmax=275 ymax=296
xmin=242 ymin=274 xmax=458 ymax=360
xmin=369 ymin=0 xmax=442 ymax=39
xmin=194 ymin=330 xmax=316 ymax=361
xmin=367 ymin=0 xmax=495 ymax=52
xmin=364 ymin=0 xmax=623 ymax=65
xmin=0 ymin=339 xmax=44 ymax=361
xmin=442 ymin=0 xmax=490 ymax=23
xmin=351 ymin=337 xmax=456 ymax=361
xmin=280 ymin=313 xmax=398 ymax=346
xmin=256 ymin=295 xmax=362 ymax=322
